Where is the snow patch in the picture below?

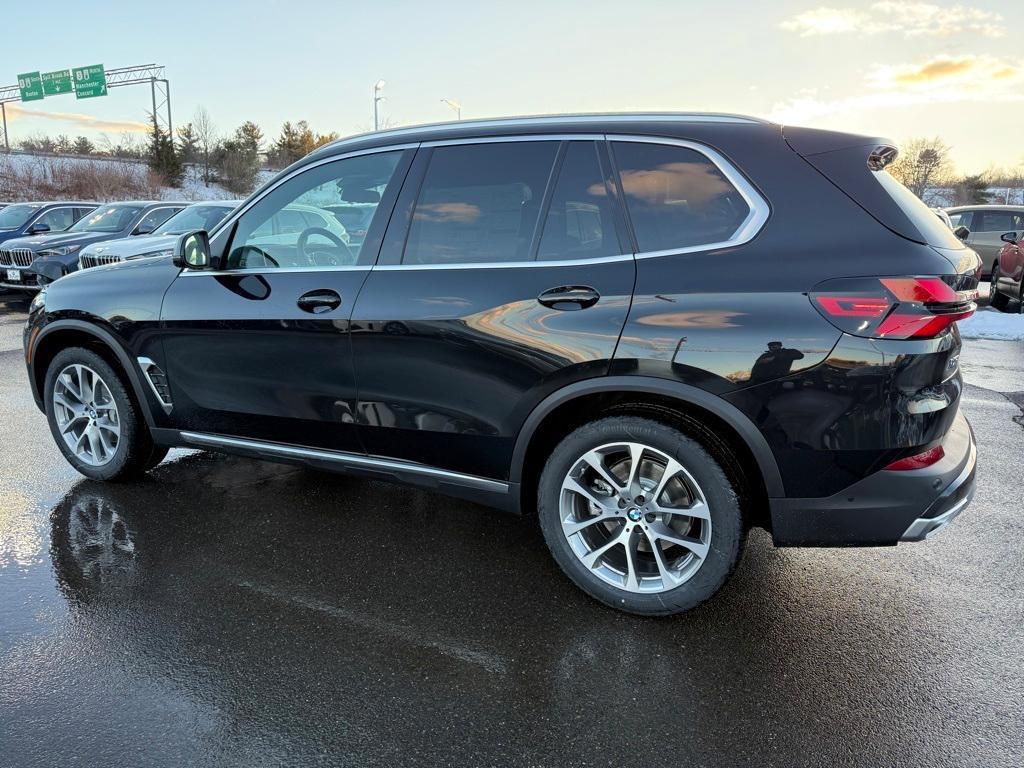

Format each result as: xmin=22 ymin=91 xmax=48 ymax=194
xmin=958 ymin=308 xmax=1024 ymax=341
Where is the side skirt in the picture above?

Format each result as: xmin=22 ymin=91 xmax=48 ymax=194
xmin=151 ymin=428 xmax=518 ymax=513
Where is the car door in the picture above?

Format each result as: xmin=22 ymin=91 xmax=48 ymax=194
xmin=971 ymin=210 xmax=1019 ymax=274
xmin=158 ymin=147 xmax=413 ymax=451
xmin=350 ymin=138 xmax=636 ymax=480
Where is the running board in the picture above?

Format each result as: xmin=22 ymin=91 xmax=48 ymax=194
xmin=178 ymin=431 xmax=509 ymax=495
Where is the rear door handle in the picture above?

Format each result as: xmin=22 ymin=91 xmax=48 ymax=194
xmin=297 ymin=289 xmax=342 ymax=314
xmin=537 ymin=285 xmax=600 ymax=310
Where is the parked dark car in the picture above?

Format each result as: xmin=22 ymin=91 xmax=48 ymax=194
xmin=0 ymin=201 xmax=184 ymax=291
xmin=991 ymin=228 xmax=1023 ymax=312
xmin=23 ymin=114 xmax=980 ymax=615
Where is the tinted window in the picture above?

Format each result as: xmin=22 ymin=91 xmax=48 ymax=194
xmin=873 ymin=171 xmax=964 ymax=249
xmin=227 ymin=150 xmax=403 ymax=269
xmin=156 ymin=204 xmax=234 ymax=234
xmin=612 ymin=142 xmax=752 ymax=253
xmin=0 ymin=204 xmax=41 ymax=230
xmin=538 ymin=142 xmax=620 ymax=261
xmin=69 ymin=204 xmax=146 ymax=233
xmin=136 ymin=207 xmax=180 ymax=234
xmin=403 ymin=142 xmax=558 ymax=265
xmin=974 ymin=210 xmax=1024 ymax=233
xmin=947 ymin=212 xmax=968 ymax=229
xmin=35 ymin=207 xmax=76 ymax=232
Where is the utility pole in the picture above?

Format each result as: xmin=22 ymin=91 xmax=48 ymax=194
xmin=373 ymin=80 xmax=386 ymax=131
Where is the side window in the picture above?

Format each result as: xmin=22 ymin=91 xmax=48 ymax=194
xmin=74 ymin=207 xmax=95 ymax=222
xmin=538 ymin=142 xmax=620 ymax=261
xmin=136 ymin=207 xmax=179 ymax=234
xmin=974 ymin=211 xmax=1016 ymax=233
xmin=946 ymin=212 xmax=966 ymax=229
xmin=611 ymin=141 xmax=753 ymax=253
xmin=227 ymin=150 xmax=403 ymax=269
xmin=36 ymin=207 xmax=75 ymax=232
xmin=402 ymin=141 xmax=558 ymax=265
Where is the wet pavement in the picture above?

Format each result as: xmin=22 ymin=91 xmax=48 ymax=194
xmin=1 ymin=291 xmax=1023 ymax=767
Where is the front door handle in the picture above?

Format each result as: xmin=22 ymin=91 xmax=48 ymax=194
xmin=297 ymin=289 xmax=342 ymax=314
xmin=537 ymin=285 xmax=600 ymax=311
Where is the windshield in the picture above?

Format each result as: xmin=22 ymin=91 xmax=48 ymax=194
xmin=69 ymin=204 xmax=145 ymax=234
xmin=874 ymin=171 xmax=964 ymax=249
xmin=156 ymin=204 xmax=235 ymax=235
xmin=0 ymin=204 xmax=41 ymax=231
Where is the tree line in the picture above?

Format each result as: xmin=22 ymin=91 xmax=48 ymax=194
xmin=887 ymin=137 xmax=1024 ymax=206
xmin=15 ymin=108 xmax=342 ymax=196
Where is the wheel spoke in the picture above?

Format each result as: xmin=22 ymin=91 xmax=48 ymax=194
xmin=60 ymin=372 xmax=83 ymax=402
xmin=581 ymin=529 xmax=626 ymax=570
xmin=581 ymin=450 xmax=624 ymax=492
xmin=61 ymin=414 xmax=88 ymax=434
xmin=563 ymin=510 xmax=620 ymax=536
xmin=625 ymin=443 xmax=645 ymax=495
xmin=646 ymin=531 xmax=679 ymax=587
xmin=648 ymin=521 xmax=709 ymax=560
xmin=653 ymin=499 xmax=711 ymax=522
xmin=623 ymin=528 xmax=641 ymax=591
xmin=563 ymin=476 xmax=615 ymax=510
xmin=86 ymin=427 xmax=104 ymax=462
xmin=80 ymin=367 xmax=95 ymax=405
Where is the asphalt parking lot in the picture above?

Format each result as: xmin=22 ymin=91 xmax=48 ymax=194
xmin=1 ymin=291 xmax=1022 ymax=768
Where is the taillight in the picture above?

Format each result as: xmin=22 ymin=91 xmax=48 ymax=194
xmin=810 ymin=276 xmax=976 ymax=340
xmin=885 ymin=444 xmax=945 ymax=471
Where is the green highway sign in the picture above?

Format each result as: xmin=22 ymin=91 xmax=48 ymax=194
xmin=17 ymin=71 xmax=44 ymax=101
xmin=41 ymin=69 xmax=73 ymax=96
xmin=72 ymin=64 xmax=107 ymax=99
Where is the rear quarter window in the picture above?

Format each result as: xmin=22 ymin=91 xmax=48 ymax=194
xmin=873 ymin=171 xmax=964 ymax=249
xmin=611 ymin=141 xmax=754 ymax=253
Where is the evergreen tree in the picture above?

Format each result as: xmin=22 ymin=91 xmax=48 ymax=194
xmin=147 ymin=120 xmax=184 ymax=187
xmin=72 ymin=136 xmax=94 ymax=155
xmin=176 ymin=123 xmax=200 ymax=164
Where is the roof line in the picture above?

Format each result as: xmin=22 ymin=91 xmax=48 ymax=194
xmin=314 ymin=112 xmax=771 ymax=156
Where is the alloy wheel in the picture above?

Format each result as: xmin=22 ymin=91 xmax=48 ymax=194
xmin=559 ymin=441 xmax=712 ymax=593
xmin=52 ymin=364 xmax=121 ymax=466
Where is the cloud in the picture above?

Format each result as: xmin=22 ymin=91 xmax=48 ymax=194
xmin=780 ymin=1 xmax=1004 ymax=38
xmin=6 ymin=104 xmax=150 ymax=133
xmin=769 ymin=54 xmax=1024 ymax=123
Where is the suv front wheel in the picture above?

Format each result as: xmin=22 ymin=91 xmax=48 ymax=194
xmin=538 ymin=416 xmax=744 ymax=616
xmin=44 ymin=347 xmax=166 ymax=481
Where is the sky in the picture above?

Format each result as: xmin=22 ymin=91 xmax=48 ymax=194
xmin=2 ymin=0 xmax=1022 ymax=174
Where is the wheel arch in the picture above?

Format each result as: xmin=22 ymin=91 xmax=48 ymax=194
xmin=510 ymin=376 xmax=784 ymax=517
xmin=29 ymin=319 xmax=157 ymax=429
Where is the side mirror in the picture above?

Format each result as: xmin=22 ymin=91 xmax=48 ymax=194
xmin=954 ymin=225 xmax=970 ymax=241
xmin=134 ymin=224 xmax=154 ymax=235
xmin=28 ymin=223 xmax=50 ymax=235
xmin=1000 ymin=231 xmax=1018 ymax=245
xmin=172 ymin=230 xmax=211 ymax=269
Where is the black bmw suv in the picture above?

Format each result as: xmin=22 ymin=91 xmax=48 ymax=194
xmin=23 ymin=114 xmax=979 ymax=615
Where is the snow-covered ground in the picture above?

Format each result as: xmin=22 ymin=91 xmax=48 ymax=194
xmin=0 ymin=151 xmax=275 ymax=202
xmin=958 ymin=307 xmax=1024 ymax=341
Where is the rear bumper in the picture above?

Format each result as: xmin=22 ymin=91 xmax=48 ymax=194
xmin=769 ymin=409 xmax=976 ymax=546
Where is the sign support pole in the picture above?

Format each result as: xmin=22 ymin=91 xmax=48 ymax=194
xmin=1 ymin=103 xmax=7 ymax=152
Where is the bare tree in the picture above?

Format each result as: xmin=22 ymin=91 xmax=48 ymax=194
xmin=193 ymin=106 xmax=218 ymax=186
xmin=888 ymin=137 xmax=952 ymax=201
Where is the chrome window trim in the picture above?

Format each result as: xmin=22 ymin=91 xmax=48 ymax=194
xmin=180 ymin=264 xmax=371 ymax=277
xmin=608 ymin=135 xmax=770 ymax=261
xmin=186 ymin=133 xmax=769 ymax=276
xmin=27 ymin=205 xmax=77 ymax=230
xmin=180 ymin=431 xmax=509 ymax=493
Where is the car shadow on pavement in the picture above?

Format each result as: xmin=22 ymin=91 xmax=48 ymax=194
xmin=41 ymin=449 xmax=942 ymax=766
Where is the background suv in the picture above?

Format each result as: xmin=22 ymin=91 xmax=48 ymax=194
xmin=0 ymin=202 xmax=97 ymax=288
xmin=946 ymin=204 xmax=1024 ymax=278
xmin=1 ymin=201 xmax=184 ymax=291
xmin=24 ymin=114 xmax=979 ymax=616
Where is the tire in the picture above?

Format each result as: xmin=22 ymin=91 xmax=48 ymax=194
xmin=44 ymin=347 xmax=158 ymax=481
xmin=537 ymin=415 xmax=745 ymax=616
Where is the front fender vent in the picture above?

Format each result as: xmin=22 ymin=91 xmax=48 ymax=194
xmin=137 ymin=357 xmax=173 ymax=410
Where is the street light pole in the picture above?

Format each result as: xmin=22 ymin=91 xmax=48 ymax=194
xmin=374 ymin=80 xmax=386 ymax=131
xmin=441 ymin=98 xmax=461 ymax=120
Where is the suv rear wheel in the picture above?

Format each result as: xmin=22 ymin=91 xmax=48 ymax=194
xmin=537 ymin=416 xmax=744 ymax=616
xmin=990 ymin=262 xmax=1010 ymax=311
xmin=44 ymin=347 xmax=160 ymax=481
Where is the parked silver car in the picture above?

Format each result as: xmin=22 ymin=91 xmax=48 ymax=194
xmin=945 ymin=205 xmax=1024 ymax=278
